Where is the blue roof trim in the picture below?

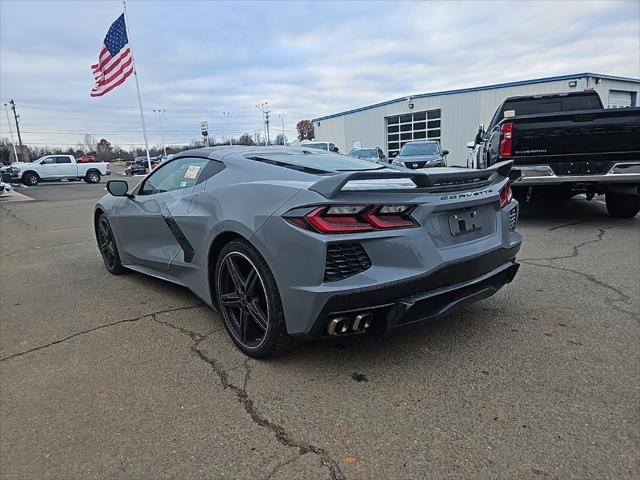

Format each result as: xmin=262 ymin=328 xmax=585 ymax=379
xmin=312 ymin=72 xmax=640 ymax=122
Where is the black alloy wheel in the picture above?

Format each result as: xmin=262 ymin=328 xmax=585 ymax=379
xmin=217 ymin=251 xmax=269 ymax=350
xmin=23 ymin=172 xmax=38 ymax=186
xmin=96 ymin=215 xmax=126 ymax=274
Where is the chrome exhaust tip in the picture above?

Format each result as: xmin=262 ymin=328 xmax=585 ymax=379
xmin=327 ymin=316 xmax=350 ymax=336
xmin=352 ymin=312 xmax=373 ymax=332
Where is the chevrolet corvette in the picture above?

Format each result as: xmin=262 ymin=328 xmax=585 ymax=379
xmin=95 ymin=146 xmax=521 ymax=357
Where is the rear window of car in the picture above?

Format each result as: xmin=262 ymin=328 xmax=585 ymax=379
xmin=502 ymin=94 xmax=602 ymax=117
xmin=245 ymin=152 xmax=384 ymax=173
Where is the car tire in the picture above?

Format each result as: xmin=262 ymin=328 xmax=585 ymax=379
xmin=85 ymin=171 xmax=101 ymax=183
xmin=22 ymin=172 xmax=38 ymax=186
xmin=605 ymin=193 xmax=640 ymax=218
xmin=214 ymin=239 xmax=298 ymax=358
xmin=95 ymin=214 xmax=127 ymax=274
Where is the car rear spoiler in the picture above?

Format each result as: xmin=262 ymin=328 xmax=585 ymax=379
xmin=309 ymin=160 xmax=514 ymax=198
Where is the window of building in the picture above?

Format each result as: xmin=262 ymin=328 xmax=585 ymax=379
xmin=385 ymin=108 xmax=442 ymax=157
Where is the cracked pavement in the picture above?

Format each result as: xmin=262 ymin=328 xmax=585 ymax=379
xmin=1 ymin=185 xmax=638 ymax=479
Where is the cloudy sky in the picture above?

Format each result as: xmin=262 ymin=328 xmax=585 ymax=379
xmin=1 ymin=0 xmax=638 ymax=149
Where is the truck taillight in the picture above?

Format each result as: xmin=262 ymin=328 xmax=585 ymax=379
xmin=499 ymin=122 xmax=513 ymax=157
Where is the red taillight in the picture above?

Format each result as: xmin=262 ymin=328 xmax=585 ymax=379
xmin=499 ymin=183 xmax=513 ymax=208
xmin=499 ymin=122 xmax=513 ymax=157
xmin=361 ymin=205 xmax=417 ymax=229
xmin=306 ymin=207 xmax=374 ymax=233
xmin=286 ymin=205 xmax=418 ymax=234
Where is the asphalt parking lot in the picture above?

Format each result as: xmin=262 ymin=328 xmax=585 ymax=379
xmin=1 ymin=180 xmax=638 ymax=479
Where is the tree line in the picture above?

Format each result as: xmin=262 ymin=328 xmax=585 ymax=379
xmin=0 ymin=120 xmax=315 ymax=164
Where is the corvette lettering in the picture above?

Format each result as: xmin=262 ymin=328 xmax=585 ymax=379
xmin=441 ymin=189 xmax=493 ymax=201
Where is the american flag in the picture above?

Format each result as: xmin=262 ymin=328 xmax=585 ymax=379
xmin=90 ymin=14 xmax=133 ymax=97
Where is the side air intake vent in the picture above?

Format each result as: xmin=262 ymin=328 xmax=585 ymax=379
xmin=324 ymin=243 xmax=372 ymax=282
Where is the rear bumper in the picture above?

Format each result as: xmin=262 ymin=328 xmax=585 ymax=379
xmin=512 ymin=162 xmax=640 ymax=186
xmin=301 ymin=245 xmax=520 ymax=339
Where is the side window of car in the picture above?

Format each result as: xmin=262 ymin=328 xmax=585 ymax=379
xmin=41 ymin=157 xmax=55 ymax=165
xmin=139 ymin=157 xmax=224 ymax=195
xmin=56 ymin=157 xmax=72 ymax=164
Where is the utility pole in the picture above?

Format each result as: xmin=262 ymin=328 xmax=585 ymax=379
xmin=222 ymin=111 xmax=233 ymax=145
xmin=3 ymin=104 xmax=19 ymax=162
xmin=153 ymin=109 xmax=167 ymax=157
xmin=255 ymin=101 xmax=270 ymax=145
xmin=278 ymin=113 xmax=287 ymax=145
xmin=264 ymin=110 xmax=271 ymax=145
xmin=9 ymin=100 xmax=25 ymax=161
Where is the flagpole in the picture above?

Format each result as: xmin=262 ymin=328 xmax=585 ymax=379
xmin=122 ymin=0 xmax=152 ymax=171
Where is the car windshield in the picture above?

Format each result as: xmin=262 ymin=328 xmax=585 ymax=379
xmin=302 ymin=143 xmax=328 ymax=150
xmin=350 ymin=148 xmax=376 ymax=158
xmin=399 ymin=143 xmax=439 ymax=156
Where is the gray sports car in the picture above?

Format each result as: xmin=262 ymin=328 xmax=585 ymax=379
xmin=95 ymin=146 xmax=521 ymax=357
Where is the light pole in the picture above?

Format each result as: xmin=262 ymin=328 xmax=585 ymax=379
xmin=255 ymin=101 xmax=270 ymax=145
xmin=3 ymin=104 xmax=19 ymax=162
xmin=153 ymin=109 xmax=167 ymax=157
xmin=222 ymin=111 xmax=233 ymax=145
xmin=278 ymin=113 xmax=287 ymax=145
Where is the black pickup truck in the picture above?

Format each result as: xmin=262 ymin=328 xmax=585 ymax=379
xmin=470 ymin=91 xmax=640 ymax=217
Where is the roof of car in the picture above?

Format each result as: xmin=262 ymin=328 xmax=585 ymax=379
xmin=174 ymin=146 xmax=383 ymax=174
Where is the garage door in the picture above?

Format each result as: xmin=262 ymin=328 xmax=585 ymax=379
xmin=608 ymin=90 xmax=633 ymax=108
xmin=386 ymin=109 xmax=441 ymax=158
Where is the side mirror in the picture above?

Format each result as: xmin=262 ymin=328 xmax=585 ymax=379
xmin=106 ymin=180 xmax=130 ymax=197
xmin=442 ymin=149 xmax=449 ymax=156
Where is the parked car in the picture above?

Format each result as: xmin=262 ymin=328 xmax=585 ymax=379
xmin=126 ymin=156 xmax=162 ymax=175
xmin=76 ymin=155 xmax=97 ymax=163
xmin=10 ymin=155 xmax=110 ymax=185
xmin=0 ymin=181 xmax=12 ymax=195
xmin=95 ymin=146 xmax=521 ymax=357
xmin=300 ymin=140 xmax=339 ymax=152
xmin=391 ymin=140 xmax=449 ymax=169
xmin=125 ymin=162 xmax=148 ymax=175
xmin=470 ymin=90 xmax=640 ymax=217
xmin=349 ymin=147 xmax=387 ymax=163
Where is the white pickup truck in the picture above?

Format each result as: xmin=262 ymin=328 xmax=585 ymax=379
xmin=10 ymin=155 xmax=111 ymax=186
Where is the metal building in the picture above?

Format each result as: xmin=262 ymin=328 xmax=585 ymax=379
xmin=312 ymin=72 xmax=640 ymax=166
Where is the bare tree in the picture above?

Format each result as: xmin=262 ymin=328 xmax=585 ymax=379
xmin=83 ymin=134 xmax=96 ymax=152
xmin=275 ymin=133 xmax=287 ymax=145
xmin=237 ymin=133 xmax=256 ymax=146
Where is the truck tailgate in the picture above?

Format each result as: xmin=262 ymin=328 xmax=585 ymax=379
xmin=510 ymin=107 xmax=640 ymax=172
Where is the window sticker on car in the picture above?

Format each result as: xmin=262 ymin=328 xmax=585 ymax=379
xmin=184 ymin=165 xmax=201 ymax=179
xmin=180 ymin=181 xmax=188 ymax=187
